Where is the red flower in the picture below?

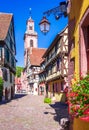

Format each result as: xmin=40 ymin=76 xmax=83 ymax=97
xmin=80 ymin=116 xmax=89 ymax=122
xmin=83 ymin=108 xmax=89 ymax=115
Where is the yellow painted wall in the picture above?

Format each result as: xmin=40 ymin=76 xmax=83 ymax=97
xmin=55 ymin=93 xmax=65 ymax=102
xmin=69 ymin=0 xmax=89 ymax=129
xmin=48 ymin=79 xmax=66 ymax=102
xmin=69 ymin=0 xmax=89 ymax=79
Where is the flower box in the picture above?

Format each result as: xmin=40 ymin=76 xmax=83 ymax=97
xmin=73 ymin=117 xmax=89 ymax=130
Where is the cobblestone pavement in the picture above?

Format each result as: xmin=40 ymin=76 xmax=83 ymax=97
xmin=0 ymin=94 xmax=69 ymax=130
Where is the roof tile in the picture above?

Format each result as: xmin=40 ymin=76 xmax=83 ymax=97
xmin=29 ymin=48 xmax=46 ymax=66
xmin=0 ymin=13 xmax=12 ymax=40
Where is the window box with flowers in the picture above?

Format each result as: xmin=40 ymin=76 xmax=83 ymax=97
xmin=68 ymin=74 xmax=89 ymax=130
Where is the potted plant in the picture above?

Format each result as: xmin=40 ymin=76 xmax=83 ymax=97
xmin=44 ymin=97 xmax=52 ymax=104
xmin=0 ymin=77 xmax=4 ymax=101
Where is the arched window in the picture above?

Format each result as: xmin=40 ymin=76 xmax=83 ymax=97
xmin=29 ymin=26 xmax=33 ymax=30
xmin=30 ymin=40 xmax=33 ymax=47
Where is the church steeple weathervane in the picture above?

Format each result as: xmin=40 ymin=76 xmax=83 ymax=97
xmin=29 ymin=8 xmax=32 ymax=19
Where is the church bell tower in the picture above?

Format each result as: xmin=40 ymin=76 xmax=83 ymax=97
xmin=24 ymin=10 xmax=38 ymax=66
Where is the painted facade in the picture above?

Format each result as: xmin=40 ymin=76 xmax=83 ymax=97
xmin=26 ymin=48 xmax=46 ymax=95
xmin=15 ymin=70 xmax=29 ymax=94
xmin=39 ymin=60 xmax=46 ymax=96
xmin=0 ymin=13 xmax=16 ymax=101
xmin=43 ymin=26 xmax=68 ymax=102
xmin=15 ymin=77 xmax=22 ymax=93
xmin=68 ymin=0 xmax=89 ymax=129
xmin=68 ymin=0 xmax=89 ymax=86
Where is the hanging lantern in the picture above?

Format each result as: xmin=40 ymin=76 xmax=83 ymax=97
xmin=39 ymin=16 xmax=50 ymax=35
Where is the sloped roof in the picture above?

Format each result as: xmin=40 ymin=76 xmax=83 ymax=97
xmin=29 ymin=48 xmax=46 ymax=66
xmin=0 ymin=13 xmax=12 ymax=40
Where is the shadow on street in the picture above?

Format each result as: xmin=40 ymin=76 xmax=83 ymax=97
xmin=14 ymin=93 xmax=27 ymax=100
xmin=44 ymin=102 xmax=69 ymax=124
xmin=0 ymin=93 xmax=27 ymax=105
xmin=50 ymin=102 xmax=69 ymax=122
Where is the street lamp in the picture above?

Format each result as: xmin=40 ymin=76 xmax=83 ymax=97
xmin=39 ymin=1 xmax=67 ymax=34
xmin=39 ymin=16 xmax=50 ymax=35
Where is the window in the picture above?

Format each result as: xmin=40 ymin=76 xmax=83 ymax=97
xmin=0 ymin=47 xmax=2 ymax=58
xmin=10 ymin=72 xmax=12 ymax=83
xmin=3 ymin=68 xmax=8 ymax=81
xmin=52 ymin=63 xmax=56 ymax=74
xmin=34 ymin=75 xmax=36 ymax=79
xmin=48 ymin=66 xmax=52 ymax=76
xmin=55 ymin=44 xmax=58 ymax=52
xmin=61 ymin=82 xmax=64 ymax=91
xmin=30 ymin=40 xmax=33 ymax=47
xmin=47 ymin=54 xmax=49 ymax=61
xmin=87 ymin=25 xmax=89 ymax=71
xmin=56 ymin=58 xmax=61 ymax=71
xmin=53 ymin=84 xmax=55 ymax=96
xmin=5 ymin=48 xmax=10 ymax=62
xmin=68 ymin=58 xmax=75 ymax=75
xmin=32 ymin=68 xmax=35 ymax=72
xmin=10 ymin=37 xmax=13 ymax=50
xmin=11 ymin=56 xmax=15 ymax=68
xmin=29 ymin=26 xmax=33 ymax=30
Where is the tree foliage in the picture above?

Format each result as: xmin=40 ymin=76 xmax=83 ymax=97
xmin=16 ymin=66 xmax=23 ymax=77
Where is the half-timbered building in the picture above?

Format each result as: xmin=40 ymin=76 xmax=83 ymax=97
xmin=0 ymin=13 xmax=16 ymax=101
xmin=42 ymin=26 xmax=68 ymax=102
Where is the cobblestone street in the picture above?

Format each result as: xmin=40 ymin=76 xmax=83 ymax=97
xmin=0 ymin=94 xmax=68 ymax=130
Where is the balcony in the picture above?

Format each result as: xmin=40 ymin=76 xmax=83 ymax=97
xmin=46 ymin=70 xmax=61 ymax=81
xmin=29 ymin=78 xmax=39 ymax=84
xmin=27 ymin=71 xmax=39 ymax=78
xmin=45 ymin=47 xmax=61 ymax=67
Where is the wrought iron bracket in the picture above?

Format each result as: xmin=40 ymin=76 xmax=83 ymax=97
xmin=43 ymin=1 xmax=67 ymax=19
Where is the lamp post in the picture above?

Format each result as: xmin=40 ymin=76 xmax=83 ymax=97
xmin=39 ymin=1 xmax=68 ymax=34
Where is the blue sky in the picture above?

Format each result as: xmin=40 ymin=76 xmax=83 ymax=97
xmin=0 ymin=0 xmax=68 ymax=67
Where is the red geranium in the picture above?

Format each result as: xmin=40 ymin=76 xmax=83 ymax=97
xmin=68 ymin=74 xmax=89 ymax=120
